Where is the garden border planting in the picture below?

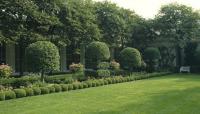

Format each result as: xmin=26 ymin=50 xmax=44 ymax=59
xmin=0 ymin=72 xmax=171 ymax=101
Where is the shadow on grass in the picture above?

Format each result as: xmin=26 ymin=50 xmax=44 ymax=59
xmin=91 ymin=86 xmax=200 ymax=114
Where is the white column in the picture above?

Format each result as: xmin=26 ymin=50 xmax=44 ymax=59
xmin=6 ymin=44 xmax=15 ymax=72
xmin=60 ymin=47 xmax=67 ymax=72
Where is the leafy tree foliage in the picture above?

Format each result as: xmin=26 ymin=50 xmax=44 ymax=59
xmin=155 ymin=3 xmax=200 ymax=47
xmin=26 ymin=41 xmax=60 ymax=82
xmin=144 ymin=47 xmax=161 ymax=72
xmin=95 ymin=1 xmax=140 ymax=48
xmin=153 ymin=3 xmax=200 ymax=67
xmin=119 ymin=47 xmax=142 ymax=71
xmin=86 ymin=41 xmax=110 ymax=69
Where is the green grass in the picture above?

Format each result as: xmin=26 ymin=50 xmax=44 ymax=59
xmin=0 ymin=74 xmax=200 ymax=114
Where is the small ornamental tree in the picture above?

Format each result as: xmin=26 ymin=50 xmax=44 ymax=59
xmin=86 ymin=41 xmax=110 ymax=69
xmin=119 ymin=47 xmax=142 ymax=71
xmin=144 ymin=47 xmax=161 ymax=72
xmin=26 ymin=41 xmax=60 ymax=82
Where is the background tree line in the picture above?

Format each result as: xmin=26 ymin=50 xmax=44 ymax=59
xmin=0 ymin=0 xmax=200 ymax=71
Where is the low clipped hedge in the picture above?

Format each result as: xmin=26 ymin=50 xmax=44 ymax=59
xmin=24 ymin=88 xmax=34 ymax=96
xmin=14 ymin=89 xmax=26 ymax=98
xmin=53 ymin=84 xmax=62 ymax=92
xmin=60 ymin=84 xmax=68 ymax=91
xmin=5 ymin=91 xmax=16 ymax=100
xmin=0 ymin=74 xmax=80 ymax=88
xmin=0 ymin=92 xmax=5 ymax=101
xmin=33 ymin=87 xmax=41 ymax=95
xmin=48 ymin=86 xmax=56 ymax=93
xmin=0 ymin=72 xmax=171 ymax=101
xmin=40 ymin=87 xmax=50 ymax=94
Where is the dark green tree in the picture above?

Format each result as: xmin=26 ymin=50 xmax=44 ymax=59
xmin=154 ymin=3 xmax=200 ymax=67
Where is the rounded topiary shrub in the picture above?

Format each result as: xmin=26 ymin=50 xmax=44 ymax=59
xmin=26 ymin=41 xmax=60 ymax=82
xmin=53 ymin=84 xmax=62 ymax=92
xmin=144 ymin=47 xmax=161 ymax=72
xmin=86 ymin=41 xmax=110 ymax=69
xmin=48 ymin=86 xmax=55 ymax=93
xmin=14 ymin=89 xmax=26 ymax=98
xmin=97 ymin=70 xmax=110 ymax=77
xmin=0 ymin=64 xmax=12 ymax=78
xmin=5 ymin=91 xmax=16 ymax=100
xmin=40 ymin=87 xmax=49 ymax=94
xmin=24 ymin=88 xmax=34 ymax=96
xmin=119 ymin=47 xmax=142 ymax=71
xmin=33 ymin=87 xmax=41 ymax=95
xmin=0 ymin=92 xmax=5 ymax=101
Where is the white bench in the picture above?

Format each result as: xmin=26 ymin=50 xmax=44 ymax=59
xmin=180 ymin=66 xmax=190 ymax=73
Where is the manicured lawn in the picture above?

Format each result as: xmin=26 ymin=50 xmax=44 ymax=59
xmin=0 ymin=74 xmax=200 ymax=114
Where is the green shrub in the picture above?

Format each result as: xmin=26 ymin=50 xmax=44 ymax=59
xmin=86 ymin=41 xmax=110 ymax=69
xmin=144 ymin=47 xmax=161 ymax=72
xmin=67 ymin=84 xmax=73 ymax=90
xmin=72 ymin=83 xmax=79 ymax=90
xmin=33 ymin=87 xmax=41 ymax=95
xmin=83 ymin=83 xmax=88 ymax=88
xmin=97 ymin=70 xmax=110 ymax=77
xmin=107 ymin=78 xmax=113 ymax=84
xmin=64 ymin=78 xmax=74 ymax=84
xmin=78 ymin=83 xmax=83 ymax=89
xmin=5 ymin=91 xmax=16 ymax=100
xmin=60 ymin=84 xmax=68 ymax=91
xmin=119 ymin=47 xmax=142 ymax=71
xmin=45 ymin=75 xmax=75 ymax=84
xmin=97 ymin=62 xmax=110 ymax=69
xmin=85 ymin=81 xmax=92 ymax=87
xmin=24 ymin=88 xmax=34 ymax=96
xmin=96 ymin=80 xmax=101 ymax=86
xmin=110 ymin=60 xmax=120 ymax=70
xmin=111 ymin=78 xmax=117 ymax=84
xmin=99 ymin=80 xmax=104 ymax=86
xmin=40 ymin=87 xmax=49 ymax=94
xmin=0 ymin=64 xmax=12 ymax=78
xmin=14 ymin=89 xmax=26 ymax=98
xmin=48 ymin=86 xmax=55 ymax=93
xmin=26 ymin=41 xmax=60 ymax=82
xmin=53 ymin=84 xmax=62 ymax=92
xmin=0 ymin=92 xmax=5 ymax=101
xmin=0 ymin=76 xmax=40 ymax=88
xmin=103 ymin=80 xmax=108 ymax=85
